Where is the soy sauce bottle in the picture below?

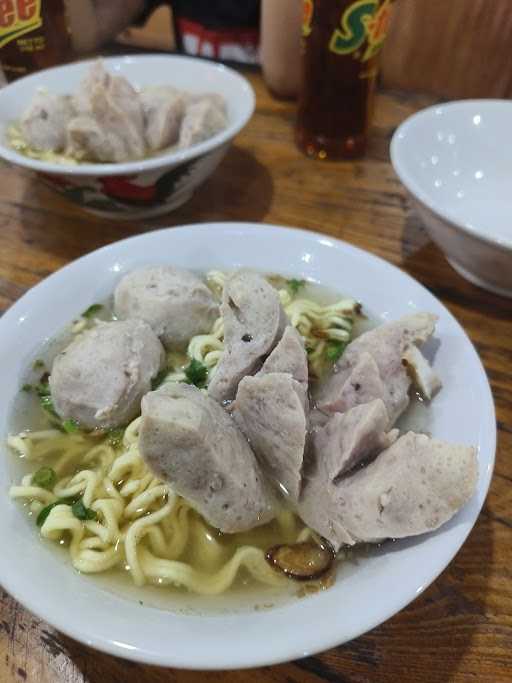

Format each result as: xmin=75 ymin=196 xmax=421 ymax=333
xmin=0 ymin=0 xmax=73 ymax=83
xmin=296 ymin=0 xmax=395 ymax=160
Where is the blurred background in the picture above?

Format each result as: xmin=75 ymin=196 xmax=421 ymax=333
xmin=111 ymin=0 xmax=512 ymax=100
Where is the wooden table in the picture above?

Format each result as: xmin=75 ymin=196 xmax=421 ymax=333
xmin=1 ymin=68 xmax=511 ymax=683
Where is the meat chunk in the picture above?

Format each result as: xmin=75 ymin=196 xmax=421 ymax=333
xmin=114 ymin=266 xmax=219 ymax=350
xmin=139 ymin=383 xmax=275 ymax=533
xmin=208 ymin=271 xmax=287 ymax=403
xmin=315 ymin=313 xmax=438 ymax=425
xmin=67 ymin=60 xmax=146 ymax=162
xmin=259 ymin=325 xmax=308 ymax=390
xmin=402 ymin=344 xmax=442 ymax=400
xmin=300 ymin=430 xmax=478 ymax=550
xmin=234 ymin=372 xmax=308 ymax=501
xmin=179 ymin=98 xmax=227 ymax=149
xmin=20 ymin=91 xmax=74 ymax=152
xmin=72 ymin=60 xmax=109 ymax=115
xmin=49 ymin=320 xmax=165 ymax=430
xmin=314 ymin=399 xmax=397 ymax=482
xmin=140 ymin=86 xmax=186 ymax=153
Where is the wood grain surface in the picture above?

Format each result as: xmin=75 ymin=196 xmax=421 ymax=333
xmin=382 ymin=0 xmax=512 ymax=99
xmin=0 ymin=66 xmax=511 ymax=683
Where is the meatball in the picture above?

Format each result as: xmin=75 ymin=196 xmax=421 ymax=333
xmin=178 ymin=98 xmax=227 ymax=149
xmin=49 ymin=319 xmax=165 ymax=430
xmin=114 ymin=266 xmax=219 ymax=350
xmin=20 ymin=91 xmax=74 ymax=152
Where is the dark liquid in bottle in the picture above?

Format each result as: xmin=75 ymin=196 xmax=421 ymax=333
xmin=0 ymin=0 xmax=72 ymax=83
xmin=296 ymin=0 xmax=393 ymax=160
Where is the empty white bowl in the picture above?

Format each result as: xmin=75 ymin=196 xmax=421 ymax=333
xmin=0 ymin=55 xmax=254 ymax=219
xmin=391 ymin=100 xmax=512 ymax=298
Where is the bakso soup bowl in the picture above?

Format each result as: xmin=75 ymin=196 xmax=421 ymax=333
xmin=0 ymin=223 xmax=495 ymax=670
xmin=0 ymin=55 xmax=255 ymax=219
xmin=391 ymin=100 xmax=512 ymax=298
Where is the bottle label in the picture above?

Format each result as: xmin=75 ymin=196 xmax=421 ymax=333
xmin=0 ymin=0 xmax=42 ymax=49
xmin=329 ymin=0 xmax=393 ymax=61
xmin=302 ymin=0 xmax=314 ymax=37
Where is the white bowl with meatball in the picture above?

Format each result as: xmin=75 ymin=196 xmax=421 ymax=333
xmin=0 ymin=222 xmax=495 ymax=669
xmin=0 ymin=55 xmax=255 ymax=218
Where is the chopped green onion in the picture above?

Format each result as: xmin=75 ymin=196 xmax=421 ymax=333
xmin=82 ymin=303 xmax=103 ymax=319
xmin=36 ymin=501 xmax=60 ymax=527
xmin=32 ymin=359 xmax=45 ymax=370
xmin=35 ymin=381 xmax=51 ymax=397
xmin=40 ymin=394 xmax=58 ymax=417
xmin=325 ymin=340 xmax=347 ymax=363
xmin=21 ymin=383 xmax=32 ymax=392
xmin=184 ymin=359 xmax=208 ymax=388
xmin=287 ymin=279 xmax=306 ymax=295
xmin=151 ymin=369 xmax=168 ymax=391
xmin=71 ymin=499 xmax=97 ymax=521
xmin=62 ymin=419 xmax=80 ymax=434
xmin=36 ymin=496 xmax=80 ymax=527
xmin=31 ymin=466 xmax=56 ymax=490
xmin=107 ymin=428 xmax=124 ymax=447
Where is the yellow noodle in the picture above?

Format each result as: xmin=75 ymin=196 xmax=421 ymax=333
xmin=6 ymin=277 xmax=349 ymax=596
xmin=8 ymin=422 xmax=308 ymax=595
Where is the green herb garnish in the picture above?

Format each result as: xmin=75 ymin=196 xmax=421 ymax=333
xmin=151 ymin=368 xmax=168 ymax=391
xmin=184 ymin=359 xmax=208 ymax=388
xmin=325 ymin=340 xmax=347 ymax=363
xmin=62 ymin=419 xmax=80 ymax=434
xmin=287 ymin=279 xmax=306 ymax=295
xmin=107 ymin=428 xmax=124 ymax=447
xmin=40 ymin=394 xmax=58 ymax=418
xmin=71 ymin=499 xmax=97 ymax=521
xmin=32 ymin=359 xmax=45 ymax=370
xmin=21 ymin=383 xmax=32 ymax=392
xmin=82 ymin=303 xmax=103 ymax=319
xmin=35 ymin=380 xmax=51 ymax=397
xmin=36 ymin=496 xmax=78 ymax=527
xmin=31 ymin=466 xmax=56 ymax=490
xmin=36 ymin=501 xmax=60 ymax=527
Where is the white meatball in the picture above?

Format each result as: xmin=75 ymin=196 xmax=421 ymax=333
xmin=20 ymin=91 xmax=74 ymax=152
xmin=178 ymin=98 xmax=227 ymax=149
xmin=114 ymin=266 xmax=219 ymax=349
xmin=49 ymin=319 xmax=165 ymax=430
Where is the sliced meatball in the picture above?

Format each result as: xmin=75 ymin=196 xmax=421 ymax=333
xmin=315 ymin=313 xmax=439 ymax=426
xmin=68 ymin=60 xmax=146 ymax=162
xmin=20 ymin=91 xmax=74 ymax=152
xmin=139 ymin=383 xmax=275 ymax=533
xmin=300 ymin=427 xmax=477 ymax=551
xmin=49 ymin=319 xmax=165 ymax=430
xmin=208 ymin=271 xmax=288 ymax=403
xmin=258 ymin=325 xmax=308 ymax=390
xmin=114 ymin=266 xmax=219 ymax=350
xmin=313 ymin=399 xmax=397 ymax=482
xmin=233 ymin=372 xmax=308 ymax=501
xmin=140 ymin=86 xmax=186 ymax=153
xmin=179 ymin=98 xmax=227 ymax=149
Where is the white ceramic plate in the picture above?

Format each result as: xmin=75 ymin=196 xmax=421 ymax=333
xmin=0 ymin=223 xmax=495 ymax=669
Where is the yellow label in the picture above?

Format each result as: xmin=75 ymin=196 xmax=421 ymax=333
xmin=329 ymin=0 xmax=393 ymax=62
xmin=0 ymin=0 xmax=42 ymax=50
xmin=302 ymin=0 xmax=314 ymax=37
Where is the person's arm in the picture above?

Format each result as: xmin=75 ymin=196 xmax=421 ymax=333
xmin=66 ymin=0 xmax=147 ymax=54
xmin=260 ymin=0 xmax=302 ymax=98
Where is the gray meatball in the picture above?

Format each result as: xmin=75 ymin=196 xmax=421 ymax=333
xmin=49 ymin=319 xmax=165 ymax=430
xmin=114 ymin=266 xmax=219 ymax=350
